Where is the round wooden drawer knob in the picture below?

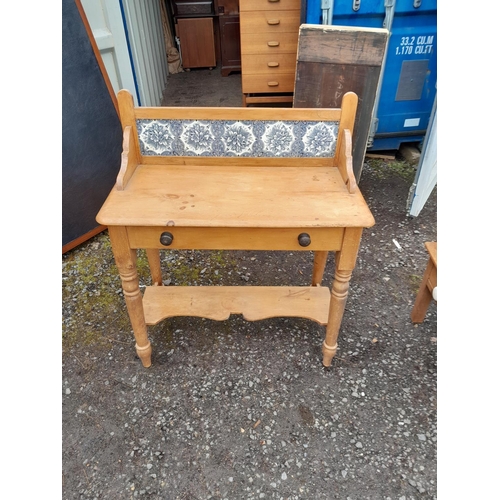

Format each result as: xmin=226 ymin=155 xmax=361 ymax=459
xmin=298 ymin=233 xmax=311 ymax=247
xmin=160 ymin=231 xmax=174 ymax=246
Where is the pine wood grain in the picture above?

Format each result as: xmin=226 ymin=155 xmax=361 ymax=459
xmin=115 ymin=126 xmax=139 ymax=191
xmin=132 ymin=103 xmax=340 ymax=121
xmin=96 ymin=164 xmax=375 ymax=228
xmin=143 ymin=286 xmax=331 ymax=325
xmin=126 ymin=226 xmax=345 ymax=251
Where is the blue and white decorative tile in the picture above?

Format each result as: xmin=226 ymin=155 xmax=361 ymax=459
xmin=181 ymin=122 xmax=214 ymax=155
xmin=262 ymin=122 xmax=295 ymax=156
xmin=222 ymin=122 xmax=255 ymax=156
xmin=138 ymin=121 xmax=174 ymax=155
xmin=303 ymin=123 xmax=337 ymax=156
xmin=136 ymin=119 xmax=339 ymax=158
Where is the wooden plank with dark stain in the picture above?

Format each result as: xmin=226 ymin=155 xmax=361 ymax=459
xmin=296 ymin=26 xmax=387 ymax=66
xmin=294 ymin=25 xmax=388 ymax=181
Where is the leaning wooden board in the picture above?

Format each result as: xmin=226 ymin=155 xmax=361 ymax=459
xmin=293 ymin=25 xmax=388 ymax=181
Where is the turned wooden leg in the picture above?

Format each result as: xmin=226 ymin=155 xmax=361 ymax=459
xmin=312 ymin=251 xmax=328 ymax=286
xmin=323 ymin=269 xmax=352 ymax=366
xmin=322 ymin=228 xmax=363 ymax=367
xmin=108 ymin=227 xmax=152 ymax=367
xmin=146 ymin=249 xmax=163 ymax=286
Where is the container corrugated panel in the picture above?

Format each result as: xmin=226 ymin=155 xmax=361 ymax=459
xmin=306 ymin=0 xmax=437 ymax=151
xmin=121 ymin=0 xmax=168 ymax=106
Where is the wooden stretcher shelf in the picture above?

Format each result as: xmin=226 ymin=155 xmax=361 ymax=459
xmin=143 ymin=286 xmax=331 ymax=325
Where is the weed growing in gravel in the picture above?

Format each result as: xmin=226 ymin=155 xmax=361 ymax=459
xmin=409 ymin=273 xmax=424 ymax=293
xmin=62 ymin=234 xmax=132 ymax=349
xmin=62 ymin=235 xmax=241 ymax=351
xmin=365 ymin=158 xmax=416 ymax=182
xmin=163 ymin=250 xmax=237 ymax=285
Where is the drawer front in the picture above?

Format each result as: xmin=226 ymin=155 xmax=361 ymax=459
xmin=240 ymin=32 xmax=299 ymax=55
xmin=240 ymin=0 xmax=301 ymax=12
xmin=241 ymin=53 xmax=296 ymax=74
xmin=242 ymin=73 xmax=295 ymax=93
xmin=240 ymin=10 xmax=301 ymax=34
xmin=127 ymin=226 xmax=344 ymax=251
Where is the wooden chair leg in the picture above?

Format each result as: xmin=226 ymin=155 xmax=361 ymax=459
xmin=108 ymin=227 xmax=152 ymax=367
xmin=312 ymin=251 xmax=328 ymax=286
xmin=146 ymin=249 xmax=163 ymax=286
xmin=411 ymin=260 xmax=434 ymax=323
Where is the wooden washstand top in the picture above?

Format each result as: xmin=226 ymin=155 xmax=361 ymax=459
xmin=96 ymin=163 xmax=375 ymax=228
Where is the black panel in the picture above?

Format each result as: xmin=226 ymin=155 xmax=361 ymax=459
xmin=396 ymin=59 xmax=429 ymax=101
xmin=62 ymin=0 xmax=123 ymax=248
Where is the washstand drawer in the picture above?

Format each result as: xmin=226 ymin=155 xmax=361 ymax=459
xmin=127 ymin=226 xmax=344 ymax=251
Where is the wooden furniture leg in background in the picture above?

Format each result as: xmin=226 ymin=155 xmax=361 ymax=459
xmin=108 ymin=227 xmax=152 ymax=367
xmin=322 ymin=228 xmax=362 ymax=367
xmin=312 ymin=251 xmax=329 ymax=286
xmin=146 ymin=249 xmax=163 ymax=286
xmin=411 ymin=242 xmax=437 ymax=323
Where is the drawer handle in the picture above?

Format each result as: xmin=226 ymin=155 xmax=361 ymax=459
xmin=268 ymin=0 xmax=280 ymax=3
xmin=298 ymin=233 xmax=311 ymax=247
xmin=267 ymin=41 xmax=280 ymax=47
xmin=267 ymin=19 xmax=280 ymax=25
xmin=268 ymin=62 xmax=279 ymax=67
xmin=267 ymin=81 xmax=279 ymax=87
xmin=160 ymin=231 xmax=174 ymax=246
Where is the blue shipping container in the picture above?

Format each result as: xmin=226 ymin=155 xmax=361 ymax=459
xmin=305 ymin=0 xmax=437 ymax=151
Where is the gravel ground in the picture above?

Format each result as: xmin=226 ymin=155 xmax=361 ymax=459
xmin=62 ymin=157 xmax=437 ymax=499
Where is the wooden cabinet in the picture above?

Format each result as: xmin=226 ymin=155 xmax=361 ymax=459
xmin=219 ymin=14 xmax=241 ymax=76
xmin=176 ymin=17 xmax=216 ymax=69
xmin=240 ymin=0 xmax=300 ymax=106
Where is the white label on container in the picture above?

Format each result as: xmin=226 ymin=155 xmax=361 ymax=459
xmin=404 ymin=118 xmax=420 ymax=128
xmin=396 ymin=35 xmax=434 ymax=56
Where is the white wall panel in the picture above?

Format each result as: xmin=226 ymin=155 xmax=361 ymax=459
xmin=407 ymin=95 xmax=437 ymax=218
xmin=121 ymin=0 xmax=168 ymax=106
xmin=81 ymin=0 xmax=139 ymax=104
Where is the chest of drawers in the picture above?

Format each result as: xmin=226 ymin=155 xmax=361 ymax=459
xmin=239 ymin=0 xmax=301 ymax=106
